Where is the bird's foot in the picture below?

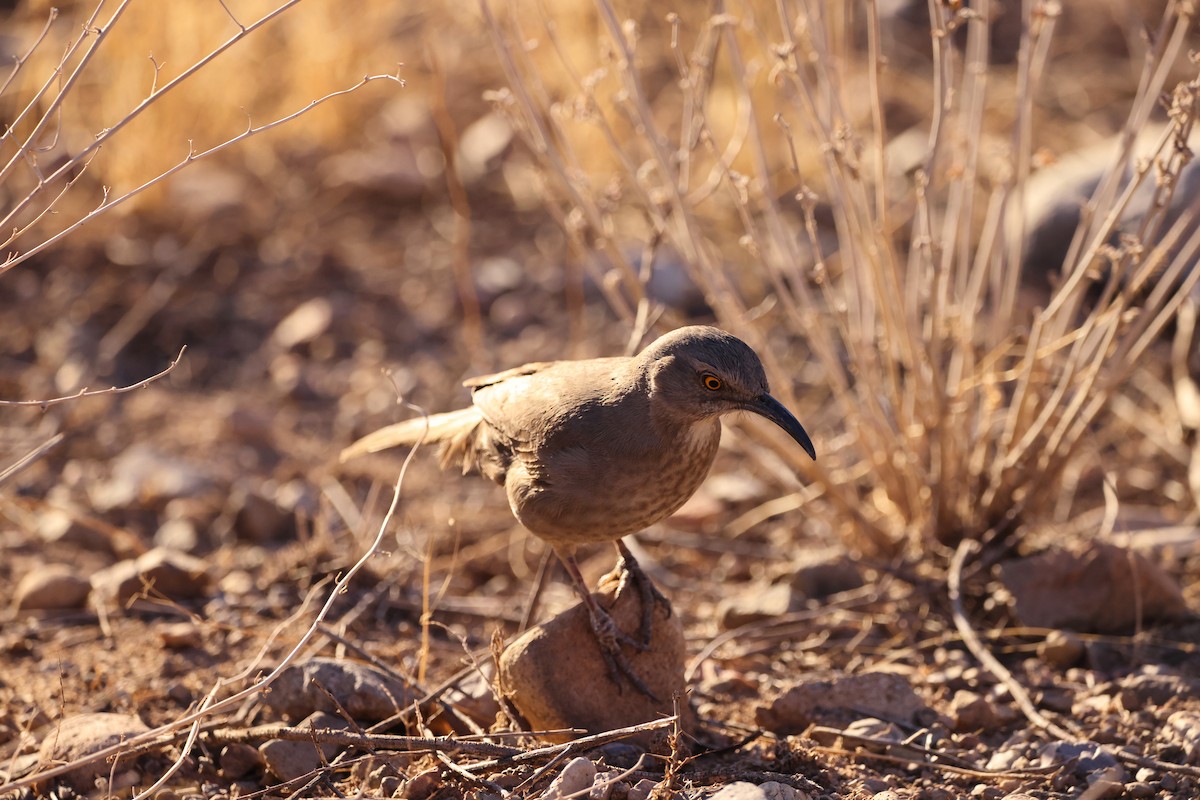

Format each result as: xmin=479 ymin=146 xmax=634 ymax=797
xmin=586 ymin=605 xmax=660 ymax=701
xmin=609 ymin=541 xmax=671 ymax=651
xmin=554 ymin=546 xmax=660 ymax=700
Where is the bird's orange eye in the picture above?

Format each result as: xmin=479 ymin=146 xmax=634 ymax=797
xmin=702 ymin=374 xmax=722 ymax=391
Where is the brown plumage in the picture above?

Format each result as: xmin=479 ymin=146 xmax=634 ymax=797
xmin=341 ymin=325 xmax=816 ymax=694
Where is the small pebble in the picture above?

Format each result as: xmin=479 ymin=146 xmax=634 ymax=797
xmin=401 ymin=768 xmax=441 ymax=800
xmin=627 ymin=779 xmax=658 ymax=800
xmin=1124 ymin=781 xmax=1155 ymax=799
xmin=218 ymin=743 xmax=262 ymax=779
xmin=37 ymin=712 xmax=150 ymax=792
xmin=1038 ymin=630 xmax=1085 ymax=669
xmin=160 ymin=621 xmax=203 ymax=649
xmin=264 ymin=657 xmax=416 ymax=721
xmin=90 ymin=547 xmax=211 ymax=605
xmin=541 ymin=757 xmax=596 ymax=800
xmin=12 ymin=567 xmax=91 ymax=611
xmin=258 ymin=711 xmax=348 ymax=781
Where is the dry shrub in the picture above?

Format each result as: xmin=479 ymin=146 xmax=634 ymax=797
xmin=481 ymin=0 xmax=1200 ymax=554
xmin=0 ymin=0 xmax=413 ymax=273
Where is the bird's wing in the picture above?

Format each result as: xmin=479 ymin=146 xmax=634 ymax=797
xmin=468 ymin=358 xmax=628 ymax=445
xmin=463 ymin=361 xmax=558 ymax=390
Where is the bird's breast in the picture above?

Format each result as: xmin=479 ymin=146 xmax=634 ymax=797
xmin=507 ymin=418 xmax=722 ymax=546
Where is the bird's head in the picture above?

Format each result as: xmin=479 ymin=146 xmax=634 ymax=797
xmin=641 ymin=326 xmax=816 ymax=460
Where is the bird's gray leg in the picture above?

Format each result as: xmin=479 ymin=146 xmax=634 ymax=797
xmin=554 ymin=547 xmax=659 ymax=701
xmin=610 ymin=539 xmax=671 ymax=650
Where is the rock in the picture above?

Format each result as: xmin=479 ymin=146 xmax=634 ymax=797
xmin=443 ymin=664 xmax=500 ymax=727
xmin=37 ymin=507 xmax=112 ymax=552
xmin=12 ymin=566 xmax=91 ymax=611
xmin=272 ymin=298 xmax=333 ymax=349
xmin=456 ymin=112 xmax=513 ymax=183
xmin=218 ymin=742 xmax=262 ymax=779
xmin=593 ymin=742 xmax=644 ymax=769
xmin=499 ymin=574 xmax=688 ymax=750
xmin=220 ymin=569 xmax=257 ymax=596
xmin=986 ymin=749 xmax=1026 ymax=773
xmin=1037 ymin=741 xmax=1126 ymax=781
xmin=717 ymin=581 xmax=792 ymax=629
xmin=1038 ymin=630 xmax=1085 ymax=669
xmin=757 ymin=782 xmax=810 ymax=800
xmin=156 ymin=497 xmax=220 ymax=551
xmin=1165 ymin=710 xmax=1200 ymax=764
xmin=159 ymin=621 xmax=203 ymax=650
xmin=154 ymin=517 xmax=200 ymax=552
xmin=756 ymin=672 xmax=930 ymax=734
xmin=1118 ymin=670 xmax=1197 ymax=711
xmin=264 ymin=657 xmax=417 ymax=722
xmin=1125 ymin=782 xmax=1155 ymax=799
xmin=259 ymin=711 xmax=349 ymax=782
xmin=540 ymin=756 xmax=596 ymax=800
xmin=710 ymin=781 xmax=811 ymax=800
xmin=710 ymin=551 xmax=864 ymax=633
xmin=400 ymin=767 xmax=441 ymax=800
xmin=90 ymin=547 xmax=212 ymax=606
xmin=1036 ymin=686 xmax=1074 ymax=713
xmin=1083 ymin=771 xmax=1126 ymax=799
xmin=843 ymin=718 xmax=904 ymax=745
xmin=379 ymin=775 xmax=404 ymax=797
xmin=998 ymin=543 xmax=1189 ymax=633
xmin=90 ymin=444 xmax=210 ymax=511
xmin=475 ymin=256 xmax=525 ymax=299
xmin=36 ymin=712 xmax=150 ymax=793
xmin=788 ymin=553 xmax=864 ymax=600
xmin=949 ymin=690 xmax=1013 ymax=733
xmin=1022 ymin=130 xmax=1200 ymax=293
xmin=231 ymin=489 xmax=294 ymax=543
xmin=590 ymin=770 xmax=617 ymax=800
xmin=627 ymin=778 xmax=658 ymax=800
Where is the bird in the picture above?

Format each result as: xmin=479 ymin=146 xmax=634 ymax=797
xmin=340 ymin=325 xmax=816 ymax=695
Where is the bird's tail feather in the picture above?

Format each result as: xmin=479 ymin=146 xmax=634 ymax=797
xmin=340 ymin=407 xmax=483 ymax=463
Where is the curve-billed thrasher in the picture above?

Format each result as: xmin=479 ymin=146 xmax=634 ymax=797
xmin=341 ymin=325 xmax=816 ymax=694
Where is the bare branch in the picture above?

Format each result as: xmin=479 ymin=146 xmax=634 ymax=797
xmin=0 ymin=346 xmax=187 ymax=408
xmin=0 ymin=6 xmax=59 ymax=99
xmin=0 ymin=73 xmax=402 ymax=276
xmin=0 ymin=0 xmax=308 ymax=240
xmin=0 ymin=433 xmax=64 ymax=487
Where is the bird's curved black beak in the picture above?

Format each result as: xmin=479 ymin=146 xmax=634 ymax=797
xmin=748 ymin=393 xmax=816 ymax=460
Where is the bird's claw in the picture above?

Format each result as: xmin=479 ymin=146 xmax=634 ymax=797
xmin=587 ymin=606 xmax=660 ymax=701
xmin=611 ymin=542 xmax=672 ymax=650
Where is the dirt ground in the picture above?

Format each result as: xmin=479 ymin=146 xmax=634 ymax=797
xmin=2 ymin=2 xmax=1200 ymax=799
